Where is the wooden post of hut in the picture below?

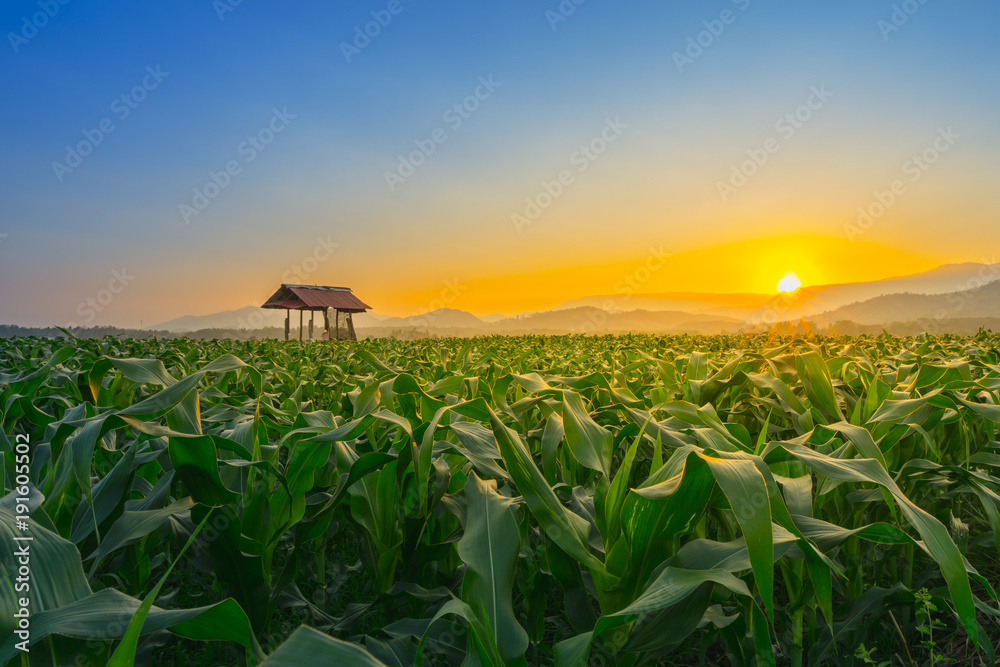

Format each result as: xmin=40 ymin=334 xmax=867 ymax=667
xmin=261 ymin=284 xmax=371 ymax=342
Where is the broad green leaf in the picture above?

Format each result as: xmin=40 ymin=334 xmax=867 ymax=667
xmin=458 ymin=473 xmax=529 ymax=665
xmin=561 ymin=390 xmax=612 ymax=477
xmin=264 ymin=625 xmax=388 ymax=666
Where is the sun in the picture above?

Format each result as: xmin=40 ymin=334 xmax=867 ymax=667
xmin=776 ymin=271 xmax=802 ymax=293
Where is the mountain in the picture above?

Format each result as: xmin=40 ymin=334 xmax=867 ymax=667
xmin=559 ymin=262 xmax=1000 ymax=322
xmin=152 ymin=306 xmax=288 ymax=332
xmin=489 ymin=307 xmax=741 ymax=334
xmin=148 ymin=262 xmax=1000 ymax=337
xmin=351 ymin=312 xmax=388 ymax=328
xmin=793 ymin=262 xmax=1000 ymax=314
xmin=153 ymin=306 xmax=395 ymax=332
xmin=812 ymin=279 xmax=1000 ymax=326
xmin=367 ymin=308 xmax=486 ymax=330
xmin=555 ymin=292 xmax=772 ymax=320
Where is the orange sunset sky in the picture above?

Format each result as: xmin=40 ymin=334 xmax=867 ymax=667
xmin=1 ymin=2 xmax=996 ymax=326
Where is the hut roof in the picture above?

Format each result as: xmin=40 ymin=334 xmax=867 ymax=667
xmin=261 ymin=284 xmax=371 ymax=312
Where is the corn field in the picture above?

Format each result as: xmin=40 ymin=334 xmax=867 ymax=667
xmin=2 ymin=332 xmax=999 ymax=666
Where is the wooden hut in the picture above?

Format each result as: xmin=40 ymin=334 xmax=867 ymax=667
xmin=261 ymin=284 xmax=371 ymax=341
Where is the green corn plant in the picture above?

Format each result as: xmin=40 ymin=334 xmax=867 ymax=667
xmin=2 ymin=332 xmax=1000 ymax=666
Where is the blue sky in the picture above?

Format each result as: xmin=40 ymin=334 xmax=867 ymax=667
xmin=1 ymin=1 xmax=998 ymax=325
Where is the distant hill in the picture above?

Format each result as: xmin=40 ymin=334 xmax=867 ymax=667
xmin=560 ymin=262 xmax=1000 ymax=322
xmin=153 ymin=306 xmax=390 ymax=332
xmin=152 ymin=306 xmax=287 ymax=332
xmin=489 ymin=307 xmax=742 ymax=334
xmin=555 ymin=293 xmax=773 ymax=320
xmin=812 ymin=279 xmax=1000 ymax=326
xmin=351 ymin=312 xmax=387 ymax=328
xmin=796 ymin=262 xmax=1000 ymax=314
xmin=371 ymin=308 xmax=486 ymax=330
xmin=142 ymin=261 xmax=1000 ymax=337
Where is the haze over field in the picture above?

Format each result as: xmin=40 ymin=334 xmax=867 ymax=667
xmin=138 ymin=259 xmax=1000 ymax=337
xmin=1 ymin=2 xmax=998 ymax=331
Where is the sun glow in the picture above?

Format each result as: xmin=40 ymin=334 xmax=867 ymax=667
xmin=776 ymin=272 xmax=802 ymax=293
